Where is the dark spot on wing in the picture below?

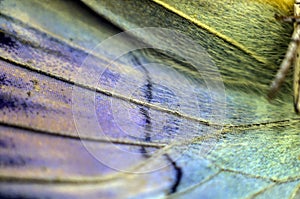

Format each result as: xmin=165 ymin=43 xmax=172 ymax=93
xmin=0 ymin=32 xmax=18 ymax=48
xmin=0 ymin=92 xmax=48 ymax=114
xmin=0 ymin=73 xmax=29 ymax=89
xmin=0 ymin=137 xmax=15 ymax=149
xmin=0 ymin=154 xmax=31 ymax=167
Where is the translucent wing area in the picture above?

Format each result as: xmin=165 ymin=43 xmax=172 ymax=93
xmin=0 ymin=0 xmax=300 ymax=198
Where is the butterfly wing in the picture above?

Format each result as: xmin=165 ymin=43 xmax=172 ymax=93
xmin=1 ymin=0 xmax=300 ymax=198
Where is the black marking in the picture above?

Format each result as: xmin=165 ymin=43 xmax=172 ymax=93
xmin=165 ymin=154 xmax=182 ymax=194
xmin=131 ymin=52 xmax=182 ymax=194
xmin=130 ymin=53 xmax=153 ymax=157
xmin=144 ymin=82 xmax=153 ymax=102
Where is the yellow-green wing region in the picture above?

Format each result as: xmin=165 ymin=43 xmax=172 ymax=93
xmin=82 ymin=0 xmax=294 ymax=96
xmin=0 ymin=0 xmax=300 ymax=198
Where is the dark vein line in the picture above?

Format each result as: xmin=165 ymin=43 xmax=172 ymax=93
xmin=247 ymin=180 xmax=300 ymax=199
xmin=3 ymin=54 xmax=299 ymax=133
xmin=2 ymin=53 xmax=299 ymax=133
xmin=216 ymin=165 xmax=300 ymax=183
xmin=290 ymin=183 xmax=300 ymax=199
xmin=0 ymin=175 xmax=115 ymax=184
xmin=167 ymin=171 xmax=222 ymax=198
xmin=0 ymin=121 xmax=166 ymax=148
xmin=245 ymin=183 xmax=276 ymax=199
xmin=223 ymin=118 xmax=300 ymax=131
